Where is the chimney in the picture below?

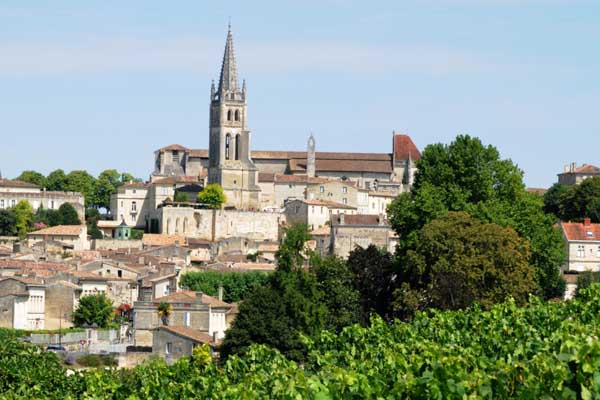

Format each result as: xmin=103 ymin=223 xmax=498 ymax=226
xmin=584 ymin=218 xmax=592 ymax=226
xmin=195 ymin=291 xmax=204 ymax=303
xmin=571 ymin=162 xmax=576 ymax=173
xmin=218 ymin=286 xmax=224 ymax=301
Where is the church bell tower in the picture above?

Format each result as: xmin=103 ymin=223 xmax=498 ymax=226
xmin=208 ymin=26 xmax=260 ymax=210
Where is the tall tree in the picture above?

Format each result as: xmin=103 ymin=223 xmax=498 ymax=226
xmin=395 ymin=212 xmax=536 ymax=317
xmin=0 ymin=210 xmax=16 ymax=236
xmin=96 ymin=169 xmax=121 ymax=211
xmin=543 ymin=183 xmax=571 ymax=219
xmin=197 ymin=184 xmax=226 ymax=209
xmin=276 ymin=224 xmax=311 ymax=272
xmin=12 ymin=200 xmax=34 ymax=238
xmin=46 ymin=169 xmax=68 ymax=191
xmin=16 ymin=171 xmax=46 ymax=188
xmin=57 ymin=203 xmax=80 ymax=225
xmin=388 ymin=135 xmax=565 ymax=299
xmin=347 ymin=245 xmax=396 ymax=320
xmin=72 ymin=294 xmax=114 ymax=328
xmin=559 ymin=177 xmax=600 ymax=223
xmin=65 ymin=170 xmax=97 ymax=208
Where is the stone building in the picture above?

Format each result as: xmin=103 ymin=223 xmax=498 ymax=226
xmin=284 ymin=199 xmax=356 ymax=231
xmin=133 ymin=290 xmax=233 ymax=346
xmin=109 ymin=182 xmax=151 ymax=228
xmin=152 ymin=325 xmax=219 ymax=364
xmin=27 ymin=225 xmax=89 ymax=251
xmin=305 ymin=180 xmax=369 ymax=213
xmin=558 ymin=163 xmax=600 ymax=186
xmin=560 ymin=219 xmax=600 ymax=272
xmin=0 ymin=178 xmax=85 ymax=222
xmin=329 ymin=214 xmax=394 ymax=258
xmin=0 ymin=277 xmax=46 ymax=330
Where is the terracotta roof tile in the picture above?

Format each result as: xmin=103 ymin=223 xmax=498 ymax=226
xmin=120 ymin=182 xmax=150 ymax=189
xmin=274 ymin=175 xmax=329 ymax=184
xmin=155 ymin=290 xmax=232 ymax=308
xmin=142 ymin=234 xmax=187 ymax=247
xmin=159 ymin=144 xmax=189 ymax=152
xmin=0 ymin=276 xmax=45 ymax=286
xmin=300 ymin=199 xmax=357 ymax=209
xmin=258 ymin=173 xmax=275 ymax=183
xmin=289 ymin=158 xmax=392 ymax=174
xmin=575 ymin=164 xmax=600 ymax=174
xmin=331 ymin=214 xmax=388 ymax=226
xmin=28 ymin=225 xmax=84 ymax=236
xmin=159 ymin=326 xmax=218 ymax=345
xmin=0 ymin=178 xmax=40 ymax=189
xmin=188 ymin=149 xmax=391 ymax=161
xmin=561 ymin=221 xmax=600 ymax=241
xmin=393 ymin=134 xmax=421 ymax=161
xmin=188 ymin=149 xmax=208 ymax=158
xmin=153 ymin=176 xmax=200 ymax=185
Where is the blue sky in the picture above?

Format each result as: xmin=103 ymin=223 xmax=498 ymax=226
xmin=1 ymin=0 xmax=599 ymax=188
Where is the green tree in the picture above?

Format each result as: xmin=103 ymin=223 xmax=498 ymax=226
xmin=310 ymin=255 xmax=364 ymax=330
xmin=0 ymin=209 xmax=16 ymax=236
xmin=12 ymin=200 xmax=34 ymax=238
xmin=157 ymin=302 xmax=172 ymax=325
xmin=57 ymin=203 xmax=80 ymax=225
xmin=179 ymin=270 xmax=271 ymax=303
xmin=276 ymin=224 xmax=311 ymax=272
xmin=72 ymin=294 xmax=113 ymax=328
xmin=388 ymin=134 xmax=565 ymax=299
xmin=347 ymin=245 xmax=396 ymax=320
xmin=395 ymin=212 xmax=536 ymax=317
xmin=65 ymin=170 xmax=97 ymax=208
xmin=16 ymin=170 xmax=46 ymax=188
xmin=543 ymin=183 xmax=571 ymax=219
xmin=46 ymin=169 xmax=68 ymax=191
xmin=96 ymin=169 xmax=120 ymax=211
xmin=197 ymin=184 xmax=226 ymax=209
xmin=174 ymin=190 xmax=189 ymax=203
xmin=559 ymin=177 xmax=600 ymax=222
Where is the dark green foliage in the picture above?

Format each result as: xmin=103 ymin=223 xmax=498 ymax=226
xmin=72 ymin=294 xmax=113 ymax=328
xmin=6 ymin=287 xmax=600 ymax=397
xmin=347 ymin=245 xmax=396 ymax=320
xmin=310 ymin=255 xmax=364 ymax=330
xmin=57 ymin=203 xmax=80 ymax=225
xmin=130 ymin=229 xmax=144 ymax=240
xmin=276 ymin=224 xmax=311 ymax=272
xmin=388 ymin=134 xmax=565 ymax=300
xmin=197 ymin=184 xmax=226 ymax=209
xmin=0 ymin=209 xmax=16 ymax=236
xmin=220 ymin=270 xmax=327 ymax=361
xmin=89 ymin=222 xmax=103 ymax=239
xmin=16 ymin=170 xmax=47 ymax=187
xmin=575 ymin=271 xmax=600 ymax=297
xmin=46 ymin=169 xmax=68 ymax=191
xmin=179 ymin=270 xmax=271 ymax=303
xmin=395 ymin=212 xmax=537 ymax=317
xmin=174 ymin=190 xmax=189 ymax=202
xmin=545 ymin=177 xmax=600 ymax=223
xmin=76 ymin=354 xmax=117 ymax=368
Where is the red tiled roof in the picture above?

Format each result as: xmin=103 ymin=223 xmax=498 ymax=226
xmin=153 ymin=176 xmax=200 ymax=185
xmin=289 ymin=159 xmax=392 ymax=174
xmin=142 ymin=234 xmax=187 ymax=247
xmin=155 ymin=290 xmax=232 ymax=308
xmin=28 ymin=225 xmax=84 ymax=236
xmin=188 ymin=149 xmax=208 ymax=158
xmin=187 ymin=149 xmax=391 ymax=162
xmin=393 ymin=134 xmax=421 ymax=161
xmin=299 ymin=199 xmax=357 ymax=210
xmin=0 ymin=259 xmax=71 ymax=272
xmin=561 ymin=221 xmax=600 ymax=241
xmin=258 ymin=173 xmax=275 ymax=183
xmin=159 ymin=326 xmax=218 ymax=345
xmin=274 ymin=174 xmax=330 ymax=184
xmin=159 ymin=144 xmax=189 ymax=152
xmin=120 ymin=182 xmax=150 ymax=189
xmin=331 ymin=214 xmax=388 ymax=226
xmin=0 ymin=178 xmax=40 ymax=189
xmin=575 ymin=164 xmax=600 ymax=174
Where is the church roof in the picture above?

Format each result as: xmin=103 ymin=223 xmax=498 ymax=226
xmin=218 ymin=27 xmax=239 ymax=95
xmin=289 ymin=158 xmax=392 ymax=174
xmin=393 ymin=134 xmax=421 ymax=161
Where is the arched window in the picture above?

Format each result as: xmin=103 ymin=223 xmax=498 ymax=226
xmin=175 ymin=218 xmax=180 ymax=233
xmin=225 ymin=134 xmax=231 ymax=160
xmin=166 ymin=219 xmax=171 ymax=235
xmin=227 ymin=110 xmax=232 ymax=121
xmin=235 ymin=134 xmax=241 ymax=160
xmin=183 ymin=217 xmax=188 ymax=234
xmin=234 ymin=110 xmax=240 ymax=121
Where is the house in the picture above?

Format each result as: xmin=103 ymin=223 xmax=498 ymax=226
xmin=560 ymin=218 xmax=600 ymax=272
xmin=558 ymin=163 xmax=600 ymax=186
xmin=27 ymin=225 xmax=89 ymax=251
xmin=284 ymin=199 xmax=356 ymax=231
xmin=0 ymin=277 xmax=46 ymax=330
xmin=329 ymin=214 xmax=394 ymax=258
xmin=152 ymin=325 xmax=220 ymax=364
xmin=306 ymin=180 xmax=369 ymax=213
xmin=44 ymin=280 xmax=82 ymax=330
xmin=133 ymin=290 xmax=234 ymax=346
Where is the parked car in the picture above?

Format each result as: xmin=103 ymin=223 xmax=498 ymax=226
xmin=46 ymin=345 xmax=67 ymax=355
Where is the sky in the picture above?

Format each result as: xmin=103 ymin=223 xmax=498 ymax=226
xmin=1 ymin=0 xmax=599 ymax=188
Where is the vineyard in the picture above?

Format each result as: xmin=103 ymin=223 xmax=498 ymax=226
xmin=3 ymin=285 xmax=600 ymax=399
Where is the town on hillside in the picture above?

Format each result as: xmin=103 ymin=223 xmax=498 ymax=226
xmin=2 ymin=26 xmax=600 ymax=386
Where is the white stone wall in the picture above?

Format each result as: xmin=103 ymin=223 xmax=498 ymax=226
xmin=565 ymin=241 xmax=600 ymax=271
xmin=110 ymin=188 xmax=151 ymax=228
xmin=274 ymin=182 xmax=307 ymax=207
xmin=0 ymin=191 xmax=85 ymax=221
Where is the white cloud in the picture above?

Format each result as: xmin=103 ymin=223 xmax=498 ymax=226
xmin=0 ymin=35 xmax=508 ymax=77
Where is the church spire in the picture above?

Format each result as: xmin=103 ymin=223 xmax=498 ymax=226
xmin=218 ymin=25 xmax=239 ymax=96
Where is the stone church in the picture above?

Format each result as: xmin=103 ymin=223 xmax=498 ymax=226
xmin=151 ymin=27 xmax=421 ymax=210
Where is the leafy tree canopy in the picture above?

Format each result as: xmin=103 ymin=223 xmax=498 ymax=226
xmin=276 ymin=224 xmax=311 ymax=272
xmin=16 ymin=170 xmax=47 ymax=188
xmin=12 ymin=200 xmax=34 ymax=239
xmin=180 ymin=270 xmax=271 ymax=303
xmin=388 ymin=134 xmax=565 ymax=300
xmin=0 ymin=210 xmax=16 ymax=236
xmin=46 ymin=169 xmax=68 ymax=191
xmin=197 ymin=184 xmax=226 ymax=209
xmin=72 ymin=294 xmax=113 ymax=328
xmin=395 ymin=212 xmax=536 ymax=317
xmin=544 ymin=177 xmax=600 ymax=223
xmin=57 ymin=203 xmax=80 ymax=225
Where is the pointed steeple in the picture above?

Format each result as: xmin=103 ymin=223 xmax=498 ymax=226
xmin=218 ymin=25 xmax=240 ymax=96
